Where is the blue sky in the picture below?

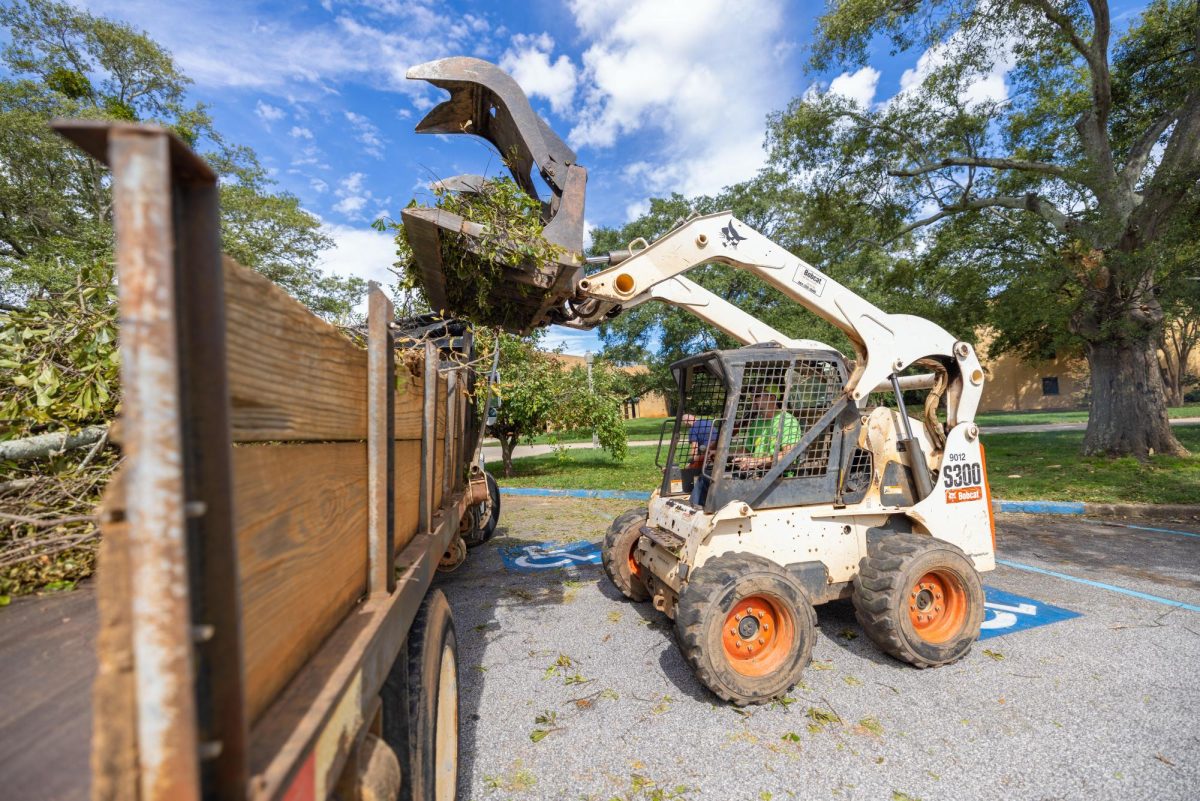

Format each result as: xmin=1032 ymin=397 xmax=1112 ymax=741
xmin=73 ymin=0 xmax=1148 ymax=354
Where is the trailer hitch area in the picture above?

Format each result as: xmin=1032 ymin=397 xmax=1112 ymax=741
xmin=401 ymin=57 xmax=589 ymax=333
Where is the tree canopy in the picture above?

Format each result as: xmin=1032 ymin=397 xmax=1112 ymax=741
xmin=0 ymin=0 xmax=362 ymax=318
xmin=600 ymin=0 xmax=1199 ymax=459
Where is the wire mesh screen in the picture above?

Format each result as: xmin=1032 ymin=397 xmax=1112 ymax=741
xmin=721 ymin=358 xmax=842 ymax=480
xmin=842 ymin=446 xmax=873 ymax=495
xmin=672 ymin=363 xmax=727 ymax=477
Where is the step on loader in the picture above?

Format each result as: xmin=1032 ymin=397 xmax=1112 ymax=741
xmin=403 ymin=57 xmax=997 ymax=705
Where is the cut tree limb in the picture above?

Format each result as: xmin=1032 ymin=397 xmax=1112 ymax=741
xmin=0 ymin=424 xmax=109 ymax=462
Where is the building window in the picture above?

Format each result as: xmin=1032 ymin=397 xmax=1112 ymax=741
xmin=1042 ymin=376 xmax=1060 ymax=396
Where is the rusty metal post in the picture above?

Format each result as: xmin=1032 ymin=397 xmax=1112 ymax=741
xmin=367 ymin=283 xmax=396 ymax=596
xmin=418 ymin=341 xmax=438 ymax=532
xmin=56 ymin=120 xmax=248 ymax=801
xmin=443 ymin=369 xmax=457 ymax=501
xmin=108 ymin=127 xmax=202 ymax=801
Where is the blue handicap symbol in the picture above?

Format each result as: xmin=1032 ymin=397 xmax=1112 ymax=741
xmin=979 ymin=586 xmax=1080 ymax=640
xmin=500 ymin=540 xmax=603 ymax=572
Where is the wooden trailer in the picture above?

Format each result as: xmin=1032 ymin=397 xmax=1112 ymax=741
xmin=57 ymin=120 xmax=496 ymax=801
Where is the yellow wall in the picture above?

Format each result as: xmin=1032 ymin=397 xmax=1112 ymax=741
xmin=974 ymin=331 xmax=1089 ymax=412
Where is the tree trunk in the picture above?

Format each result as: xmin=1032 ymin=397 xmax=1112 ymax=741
xmin=500 ymin=434 xmax=516 ymax=478
xmin=1082 ymin=337 xmax=1187 ymax=457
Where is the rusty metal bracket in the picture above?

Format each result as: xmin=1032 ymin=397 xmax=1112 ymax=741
xmin=54 ymin=120 xmax=248 ymax=801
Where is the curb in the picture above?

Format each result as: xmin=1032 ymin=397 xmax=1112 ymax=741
xmin=498 ymin=488 xmax=1200 ymax=521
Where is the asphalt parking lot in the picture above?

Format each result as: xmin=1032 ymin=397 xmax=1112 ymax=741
xmin=439 ymin=496 xmax=1200 ymax=801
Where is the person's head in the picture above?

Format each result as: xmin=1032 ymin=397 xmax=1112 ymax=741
xmin=752 ymin=392 xmax=779 ymax=414
xmin=681 ymin=413 xmax=696 ymax=425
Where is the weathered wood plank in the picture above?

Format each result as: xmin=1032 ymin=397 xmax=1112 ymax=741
xmin=225 ymin=258 xmax=368 ymax=442
xmin=393 ymin=440 xmax=421 ymax=555
xmin=233 ymin=443 xmax=368 ymax=723
xmin=225 ymin=255 xmax=436 ymax=442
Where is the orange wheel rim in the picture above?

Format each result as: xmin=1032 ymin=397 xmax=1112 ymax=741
xmin=628 ymin=548 xmax=642 ymax=578
xmin=721 ymin=595 xmax=795 ymax=677
xmin=908 ymin=570 xmax=968 ymax=644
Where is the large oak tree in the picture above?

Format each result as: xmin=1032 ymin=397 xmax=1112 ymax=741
xmin=769 ymin=0 xmax=1198 ymax=457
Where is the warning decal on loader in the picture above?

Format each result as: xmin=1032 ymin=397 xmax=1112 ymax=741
xmin=979 ymin=586 xmax=1081 ymax=640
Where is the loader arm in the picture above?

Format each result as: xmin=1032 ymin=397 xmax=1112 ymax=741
xmin=567 ymin=273 xmax=835 ymax=351
xmin=573 ymin=212 xmax=984 ymax=425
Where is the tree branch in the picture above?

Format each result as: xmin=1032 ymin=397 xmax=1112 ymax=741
xmin=890 ymin=156 xmax=1072 ymax=180
xmin=895 ymin=193 xmax=1077 ymax=238
xmin=1121 ymin=107 xmax=1180 ymax=188
xmin=0 ymin=425 xmax=109 ymax=462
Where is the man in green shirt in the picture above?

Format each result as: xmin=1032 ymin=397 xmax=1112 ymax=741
xmin=733 ymin=392 xmax=803 ymax=471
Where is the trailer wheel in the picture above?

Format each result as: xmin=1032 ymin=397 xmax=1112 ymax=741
xmin=852 ymin=531 xmax=984 ymax=668
xmin=602 ymin=507 xmax=649 ymax=601
xmin=675 ymin=553 xmax=816 ymax=705
xmin=382 ymin=589 xmax=458 ymax=801
xmin=465 ymin=471 xmax=500 ymax=548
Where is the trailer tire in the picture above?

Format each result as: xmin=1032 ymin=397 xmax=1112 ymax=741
xmin=852 ymin=531 xmax=984 ymax=668
xmin=465 ymin=471 xmax=500 ymax=548
xmin=675 ymin=553 xmax=816 ymax=706
xmin=383 ymin=588 xmax=458 ymax=801
xmin=602 ymin=507 xmax=649 ymax=601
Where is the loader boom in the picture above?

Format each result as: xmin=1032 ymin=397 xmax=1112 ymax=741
xmin=573 ymin=212 xmax=984 ymax=425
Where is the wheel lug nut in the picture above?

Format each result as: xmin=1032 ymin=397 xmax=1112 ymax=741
xmin=758 ymin=638 xmax=765 ymax=645
xmin=736 ymin=640 xmax=743 ymax=648
xmin=763 ymin=624 xmax=770 ymax=631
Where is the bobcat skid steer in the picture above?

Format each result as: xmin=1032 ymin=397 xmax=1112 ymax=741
xmin=403 ymin=57 xmax=997 ymax=705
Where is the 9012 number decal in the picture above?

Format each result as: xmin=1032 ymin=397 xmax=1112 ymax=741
xmin=943 ymin=462 xmax=982 ymax=488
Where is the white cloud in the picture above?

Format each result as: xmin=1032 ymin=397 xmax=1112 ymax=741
xmin=317 ymin=222 xmax=399 ymax=312
xmin=544 ymin=325 xmax=603 ymax=356
xmin=582 ymin=219 xmax=595 ymax=252
xmin=290 ymin=126 xmax=313 ymax=139
xmin=255 ymin=100 xmax=285 ymax=124
xmin=896 ymin=36 xmax=1017 ymax=108
xmin=344 ymin=111 xmax=387 ymax=158
xmin=828 ymin=66 xmax=880 ymax=109
xmin=78 ymin=0 xmax=498 ymax=102
xmin=499 ymin=33 xmax=578 ymax=115
xmin=564 ymin=0 xmax=794 ymax=197
xmin=625 ymin=199 xmax=649 ymax=222
xmin=334 ymin=172 xmax=369 ymax=216
xmin=311 ymin=178 xmax=329 ymax=193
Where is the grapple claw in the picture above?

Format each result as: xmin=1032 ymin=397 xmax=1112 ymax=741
xmin=402 ymin=57 xmax=588 ymax=333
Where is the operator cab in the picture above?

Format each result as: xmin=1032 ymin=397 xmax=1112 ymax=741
xmin=659 ymin=344 xmax=873 ymax=512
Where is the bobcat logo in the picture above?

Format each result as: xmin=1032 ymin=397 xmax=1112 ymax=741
xmin=720 ymin=221 xmax=747 ymax=249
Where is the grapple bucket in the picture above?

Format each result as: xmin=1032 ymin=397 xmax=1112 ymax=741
xmin=403 ymin=57 xmax=587 ymax=333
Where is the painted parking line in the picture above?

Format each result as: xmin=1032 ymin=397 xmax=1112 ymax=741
xmin=499 ymin=542 xmax=1086 ymax=640
xmin=997 ymin=558 xmax=1200 ymax=613
xmin=1106 ymin=522 xmax=1200 ymax=539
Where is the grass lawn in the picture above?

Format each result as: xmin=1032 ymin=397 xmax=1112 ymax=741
xmin=486 ymin=403 xmax=1200 ymax=446
xmin=487 ymin=426 xmax=1200 ymax=505
xmin=975 ymin=402 xmax=1199 ymax=427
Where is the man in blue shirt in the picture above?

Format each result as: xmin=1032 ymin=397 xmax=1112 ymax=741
xmin=682 ymin=414 xmax=719 ymax=506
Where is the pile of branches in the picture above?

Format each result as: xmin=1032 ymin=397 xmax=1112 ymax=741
xmin=376 ymin=176 xmax=563 ymax=326
xmin=0 ymin=263 xmax=119 ymax=598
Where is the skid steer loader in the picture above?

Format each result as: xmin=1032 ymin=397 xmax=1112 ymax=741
xmin=402 ymin=57 xmax=997 ymax=705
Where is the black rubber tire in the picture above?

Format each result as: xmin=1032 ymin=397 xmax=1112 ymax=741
xmin=382 ymin=588 xmax=459 ymax=801
xmin=465 ymin=471 xmax=501 ymax=548
xmin=852 ymin=530 xmax=985 ymax=669
xmin=675 ymin=553 xmax=817 ymax=706
xmin=601 ymin=507 xmax=649 ymax=601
